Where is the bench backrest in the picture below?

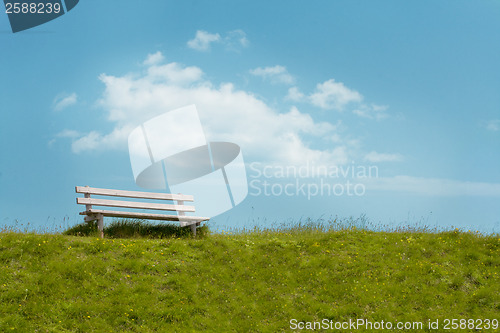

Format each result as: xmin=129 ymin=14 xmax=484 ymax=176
xmin=75 ymin=186 xmax=195 ymax=213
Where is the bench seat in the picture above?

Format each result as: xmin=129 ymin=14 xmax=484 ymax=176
xmin=81 ymin=209 xmax=209 ymax=226
xmin=76 ymin=186 xmax=209 ymax=237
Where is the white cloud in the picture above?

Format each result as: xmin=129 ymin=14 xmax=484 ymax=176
xmin=69 ymin=52 xmax=349 ymax=168
xmin=145 ymin=62 xmax=204 ymax=85
xmin=71 ymin=131 xmax=101 ymax=153
xmin=187 ymin=29 xmax=249 ymax=52
xmin=72 ymin=126 xmax=133 ymax=153
xmin=56 ymin=53 xmax=496 ymax=198
xmin=225 ymin=29 xmax=249 ymax=50
xmin=187 ymin=30 xmax=221 ymax=51
xmin=309 ymin=79 xmax=363 ymax=111
xmin=353 ymin=104 xmax=388 ymax=120
xmin=49 ymin=129 xmax=80 ymax=148
xmin=486 ymin=119 xmax=500 ymax=132
xmin=53 ymin=92 xmax=77 ymax=111
xmin=250 ymin=65 xmax=295 ymax=85
xmin=364 ymin=151 xmax=403 ymax=163
xmin=296 ymin=79 xmax=388 ymax=119
xmin=286 ymin=87 xmax=305 ymax=101
xmin=143 ymin=51 xmax=165 ymax=66
xmin=56 ymin=129 xmax=80 ymax=138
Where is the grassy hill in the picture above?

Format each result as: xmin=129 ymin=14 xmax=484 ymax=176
xmin=0 ymin=221 xmax=498 ymax=332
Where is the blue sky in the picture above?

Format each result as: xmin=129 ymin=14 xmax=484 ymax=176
xmin=1 ymin=1 xmax=499 ymax=233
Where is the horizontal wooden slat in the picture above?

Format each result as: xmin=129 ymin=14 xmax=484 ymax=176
xmin=77 ymin=197 xmax=195 ymax=212
xmin=81 ymin=209 xmax=209 ymax=225
xmin=75 ymin=186 xmax=194 ymax=202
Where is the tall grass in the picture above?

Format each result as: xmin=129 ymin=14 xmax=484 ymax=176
xmin=63 ymin=219 xmax=210 ymax=239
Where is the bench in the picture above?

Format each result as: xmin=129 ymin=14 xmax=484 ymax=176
xmin=75 ymin=186 xmax=209 ymax=238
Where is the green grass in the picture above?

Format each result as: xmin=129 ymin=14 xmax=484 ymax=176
xmin=62 ymin=220 xmax=210 ymax=239
xmin=0 ymin=220 xmax=498 ymax=332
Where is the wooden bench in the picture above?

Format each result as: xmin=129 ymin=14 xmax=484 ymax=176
xmin=75 ymin=186 xmax=209 ymax=238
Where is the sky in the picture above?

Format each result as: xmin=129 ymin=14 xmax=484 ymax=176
xmin=0 ymin=0 xmax=499 ymax=233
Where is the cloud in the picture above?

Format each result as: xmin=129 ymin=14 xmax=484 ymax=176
xmin=49 ymin=129 xmax=80 ymax=147
xmin=309 ymin=79 xmax=363 ymax=111
xmin=225 ymin=29 xmax=249 ymax=50
xmin=56 ymin=129 xmax=80 ymax=138
xmin=143 ymin=51 xmax=165 ymax=66
xmin=68 ymin=52 xmax=349 ymax=167
xmin=187 ymin=29 xmax=249 ymax=52
xmin=187 ymin=30 xmax=221 ymax=51
xmin=353 ymin=104 xmax=388 ymax=120
xmin=72 ymin=127 xmax=133 ymax=153
xmin=289 ymin=79 xmax=388 ymax=119
xmin=53 ymin=92 xmax=77 ymax=111
xmin=364 ymin=151 xmax=403 ymax=163
xmin=286 ymin=87 xmax=305 ymax=102
xmin=486 ymin=119 xmax=500 ymax=132
xmin=55 ymin=53 xmax=495 ymax=199
xmin=250 ymin=65 xmax=294 ymax=85
xmin=145 ymin=62 xmax=204 ymax=85
xmin=50 ymin=129 xmax=127 ymax=153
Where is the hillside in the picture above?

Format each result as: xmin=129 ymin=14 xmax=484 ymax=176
xmin=0 ymin=226 xmax=498 ymax=332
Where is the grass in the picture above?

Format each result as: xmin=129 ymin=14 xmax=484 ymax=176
xmin=62 ymin=219 xmax=210 ymax=239
xmin=0 ymin=219 xmax=498 ymax=332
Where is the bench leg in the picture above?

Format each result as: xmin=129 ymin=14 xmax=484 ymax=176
xmin=190 ymin=223 xmax=196 ymax=236
xmin=97 ymin=214 xmax=104 ymax=239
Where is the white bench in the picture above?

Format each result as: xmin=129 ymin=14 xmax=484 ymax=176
xmin=75 ymin=186 xmax=209 ymax=238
